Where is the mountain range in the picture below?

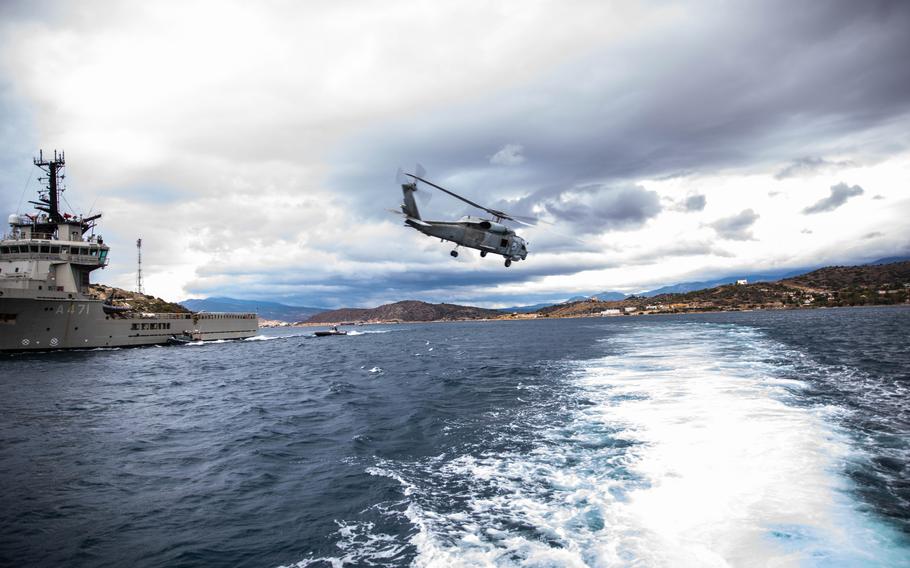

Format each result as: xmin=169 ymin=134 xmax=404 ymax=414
xmin=304 ymin=300 xmax=503 ymax=323
xmin=538 ymin=260 xmax=910 ymax=318
xmin=181 ymin=255 xmax=910 ymax=321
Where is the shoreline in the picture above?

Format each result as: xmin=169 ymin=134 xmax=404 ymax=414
xmin=259 ymin=303 xmax=910 ymax=328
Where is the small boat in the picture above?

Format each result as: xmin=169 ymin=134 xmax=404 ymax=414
xmin=168 ymin=330 xmax=202 ymax=344
xmin=314 ymin=326 xmax=347 ymax=337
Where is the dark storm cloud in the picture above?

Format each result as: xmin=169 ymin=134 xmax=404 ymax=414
xmin=188 ymin=253 xmax=616 ymax=307
xmin=332 ymin=0 xmax=910 ymax=219
xmin=541 ymin=184 xmax=661 ymax=235
xmin=774 ymin=157 xmax=854 ymax=179
xmin=802 ymin=182 xmax=864 ymax=214
xmin=709 ymin=209 xmax=760 ymax=241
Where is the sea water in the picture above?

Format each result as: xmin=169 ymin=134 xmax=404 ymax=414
xmin=1 ymin=307 xmax=908 ymax=567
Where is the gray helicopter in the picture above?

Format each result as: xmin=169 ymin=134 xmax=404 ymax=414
xmin=396 ymin=167 xmax=531 ymax=267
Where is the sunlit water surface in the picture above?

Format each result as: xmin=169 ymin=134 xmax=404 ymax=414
xmin=1 ymin=307 xmax=908 ymax=567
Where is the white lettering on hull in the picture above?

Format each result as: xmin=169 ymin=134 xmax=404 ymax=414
xmin=56 ymin=304 xmax=89 ymax=315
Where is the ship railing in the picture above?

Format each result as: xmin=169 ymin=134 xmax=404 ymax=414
xmin=1 ymin=232 xmax=56 ymax=240
xmin=0 ymin=251 xmax=108 ymax=265
xmin=194 ymin=312 xmax=258 ymax=319
xmin=128 ymin=312 xmax=258 ymax=320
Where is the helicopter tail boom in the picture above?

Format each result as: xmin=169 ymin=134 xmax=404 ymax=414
xmin=400 ymin=181 xmax=421 ymax=220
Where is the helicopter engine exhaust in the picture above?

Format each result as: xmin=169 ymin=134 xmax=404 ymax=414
xmin=477 ymin=220 xmax=509 ymax=234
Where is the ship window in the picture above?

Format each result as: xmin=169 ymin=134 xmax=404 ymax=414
xmin=90 ymin=248 xmax=98 ymax=257
xmin=50 ymin=246 xmax=60 ymax=253
xmin=30 ymin=245 xmax=39 ymax=253
xmin=131 ymin=324 xmax=138 ymax=330
xmin=78 ymin=248 xmax=87 ymax=255
xmin=18 ymin=245 xmax=27 ymax=253
xmin=99 ymin=250 xmax=108 ymax=261
xmin=60 ymin=246 xmax=69 ymax=254
xmin=40 ymin=246 xmax=50 ymax=253
xmin=0 ymin=313 xmax=16 ymax=324
xmin=0 ymin=246 xmax=8 ymax=253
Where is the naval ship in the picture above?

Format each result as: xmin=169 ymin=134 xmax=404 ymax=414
xmin=0 ymin=150 xmax=258 ymax=351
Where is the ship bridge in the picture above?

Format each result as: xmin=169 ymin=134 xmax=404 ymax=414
xmin=0 ymin=151 xmax=110 ymax=298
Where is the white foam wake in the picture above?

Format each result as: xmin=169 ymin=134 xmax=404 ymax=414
xmin=400 ymin=325 xmax=907 ymax=566
xmin=290 ymin=323 xmax=910 ymax=567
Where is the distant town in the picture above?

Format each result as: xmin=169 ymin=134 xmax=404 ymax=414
xmin=92 ymin=260 xmax=910 ymax=327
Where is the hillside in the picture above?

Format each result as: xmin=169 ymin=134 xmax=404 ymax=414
xmin=782 ymin=261 xmax=910 ymax=291
xmin=90 ymin=285 xmax=191 ymax=314
xmin=537 ymin=261 xmax=910 ymax=318
xmin=305 ymin=300 xmax=504 ymax=323
xmin=180 ymin=297 xmax=324 ymax=322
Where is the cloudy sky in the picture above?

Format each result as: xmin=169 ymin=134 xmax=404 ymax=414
xmin=2 ymin=0 xmax=909 ymax=308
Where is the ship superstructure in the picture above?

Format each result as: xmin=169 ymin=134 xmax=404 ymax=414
xmin=0 ymin=151 xmax=257 ymax=351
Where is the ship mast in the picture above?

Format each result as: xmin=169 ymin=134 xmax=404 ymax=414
xmin=32 ymin=149 xmax=66 ymax=222
xmin=136 ymin=237 xmax=143 ymax=294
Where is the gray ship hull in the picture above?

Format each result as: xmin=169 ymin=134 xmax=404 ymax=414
xmin=0 ymin=297 xmax=258 ymax=351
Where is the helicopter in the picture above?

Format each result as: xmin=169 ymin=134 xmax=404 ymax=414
xmin=395 ymin=167 xmax=532 ymax=267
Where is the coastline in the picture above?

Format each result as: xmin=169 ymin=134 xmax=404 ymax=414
xmin=259 ymin=302 xmax=910 ymax=328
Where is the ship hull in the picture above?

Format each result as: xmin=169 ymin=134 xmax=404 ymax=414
xmin=0 ymin=298 xmax=258 ymax=351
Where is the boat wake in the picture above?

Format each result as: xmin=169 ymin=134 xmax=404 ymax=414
xmin=293 ymin=323 xmax=910 ymax=567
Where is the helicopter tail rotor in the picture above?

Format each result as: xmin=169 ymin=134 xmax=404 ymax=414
xmin=397 ymin=166 xmax=423 ymax=220
xmin=398 ymin=165 xmax=433 ymax=208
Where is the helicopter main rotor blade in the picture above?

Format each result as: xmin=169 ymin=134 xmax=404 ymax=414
xmin=405 ymin=173 xmax=512 ymax=219
xmin=510 ymin=217 xmax=538 ymax=228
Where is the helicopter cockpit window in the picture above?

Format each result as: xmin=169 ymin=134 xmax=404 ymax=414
xmin=500 ymin=238 xmax=509 ymax=247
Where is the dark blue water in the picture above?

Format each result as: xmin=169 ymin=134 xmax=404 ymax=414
xmin=1 ymin=307 xmax=908 ymax=567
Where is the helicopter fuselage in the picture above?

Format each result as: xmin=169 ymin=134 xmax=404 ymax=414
xmin=398 ymin=178 xmax=528 ymax=266
xmin=405 ymin=217 xmax=528 ymax=263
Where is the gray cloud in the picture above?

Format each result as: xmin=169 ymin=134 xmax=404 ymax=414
xmin=709 ymin=209 xmax=760 ymax=241
xmin=187 ymin=253 xmax=617 ymax=308
xmin=542 ymin=184 xmax=661 ymax=235
xmin=863 ymin=231 xmax=883 ymax=240
xmin=633 ymin=240 xmax=733 ymax=261
xmin=3 ymin=1 xmax=910 ymax=306
xmin=803 ymin=182 xmax=864 ymax=214
xmin=679 ymin=194 xmax=706 ymax=212
xmin=775 ymin=156 xmax=854 ymax=179
xmin=489 ymin=144 xmax=526 ymax=166
xmin=333 ymin=0 xmax=910 ymax=220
